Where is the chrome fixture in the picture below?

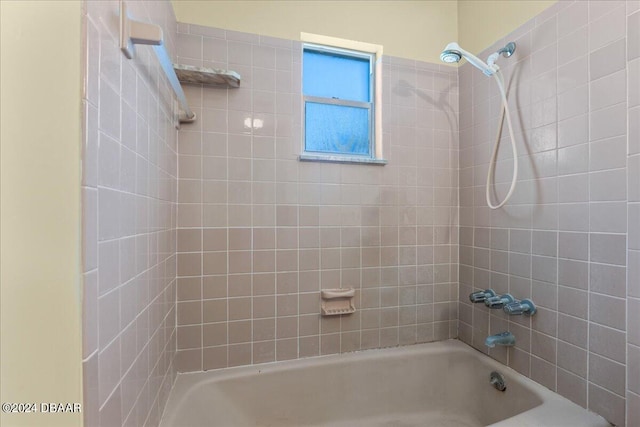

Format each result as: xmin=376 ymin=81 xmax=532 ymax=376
xmin=490 ymin=371 xmax=507 ymax=392
xmin=485 ymin=331 xmax=516 ymax=348
xmin=486 ymin=42 xmax=517 ymax=72
xmin=503 ymin=298 xmax=537 ymax=316
xmin=469 ymin=289 xmax=496 ymax=303
xmin=485 ymin=294 xmax=515 ymax=309
xmin=497 ymin=42 xmax=516 ymax=58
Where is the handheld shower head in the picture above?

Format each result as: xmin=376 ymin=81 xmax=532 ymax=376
xmin=440 ymin=42 xmax=462 ymax=63
xmin=439 ymin=42 xmax=494 ymax=76
xmin=440 ymin=49 xmax=462 ymax=63
xmin=439 ymin=42 xmax=520 ymax=210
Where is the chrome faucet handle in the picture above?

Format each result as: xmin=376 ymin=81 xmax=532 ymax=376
xmin=503 ymin=298 xmax=537 ymax=316
xmin=469 ymin=289 xmax=496 ymax=303
xmin=485 ymin=293 xmax=515 ymax=309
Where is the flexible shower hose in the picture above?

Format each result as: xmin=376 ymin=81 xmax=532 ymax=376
xmin=485 ymin=70 xmax=518 ymax=209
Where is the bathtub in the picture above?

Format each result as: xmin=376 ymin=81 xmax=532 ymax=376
xmin=159 ymin=340 xmax=609 ymax=427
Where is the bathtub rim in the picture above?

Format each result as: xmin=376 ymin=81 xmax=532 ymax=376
xmin=161 ymin=339 xmax=610 ymax=427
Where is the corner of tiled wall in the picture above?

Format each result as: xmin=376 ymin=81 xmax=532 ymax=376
xmin=172 ymin=22 xmax=460 ymax=373
xmin=458 ymin=1 xmax=639 ymax=425
xmin=626 ymin=2 xmax=640 ymax=426
xmin=82 ymin=1 xmax=178 ymax=426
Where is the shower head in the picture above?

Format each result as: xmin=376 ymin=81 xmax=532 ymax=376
xmin=440 ymin=48 xmax=462 ymax=64
xmin=439 ymin=42 xmax=495 ymax=76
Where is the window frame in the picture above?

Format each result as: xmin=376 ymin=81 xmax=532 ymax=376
xmin=300 ymin=43 xmax=385 ymax=165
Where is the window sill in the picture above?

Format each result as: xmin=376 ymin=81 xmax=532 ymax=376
xmin=299 ymin=154 xmax=387 ymax=165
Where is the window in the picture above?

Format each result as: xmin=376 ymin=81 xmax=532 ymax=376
xmin=300 ymin=42 xmax=385 ymax=164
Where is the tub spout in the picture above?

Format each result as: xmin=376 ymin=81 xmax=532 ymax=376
xmin=485 ymin=331 xmax=515 ymax=348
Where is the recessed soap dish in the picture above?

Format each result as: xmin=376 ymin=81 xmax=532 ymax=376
xmin=321 ymin=289 xmax=356 ymax=316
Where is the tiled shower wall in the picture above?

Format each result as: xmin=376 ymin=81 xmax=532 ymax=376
xmin=458 ymin=1 xmax=639 ymax=426
xmin=626 ymin=2 xmax=640 ymax=425
xmin=82 ymin=1 xmax=178 ymax=426
xmin=174 ymin=24 xmax=459 ymax=372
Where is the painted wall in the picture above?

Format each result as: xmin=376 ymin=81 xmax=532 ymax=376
xmin=172 ymin=1 xmax=556 ymax=63
xmin=458 ymin=0 xmax=557 ymax=54
xmin=0 ymin=1 xmax=83 ymax=426
xmin=171 ymin=0 xmax=458 ymax=63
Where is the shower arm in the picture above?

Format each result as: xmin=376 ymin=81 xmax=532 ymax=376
xmin=487 ymin=42 xmax=516 ymax=74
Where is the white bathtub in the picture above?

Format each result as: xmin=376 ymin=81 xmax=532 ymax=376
xmin=159 ymin=340 xmax=609 ymax=427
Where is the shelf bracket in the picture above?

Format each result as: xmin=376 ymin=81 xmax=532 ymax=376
xmin=119 ymin=1 xmax=162 ymax=59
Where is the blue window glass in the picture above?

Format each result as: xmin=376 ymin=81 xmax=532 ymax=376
xmin=302 ymin=44 xmax=374 ymax=159
xmin=305 ymin=102 xmax=369 ymax=155
xmin=303 ymin=50 xmax=370 ymax=102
